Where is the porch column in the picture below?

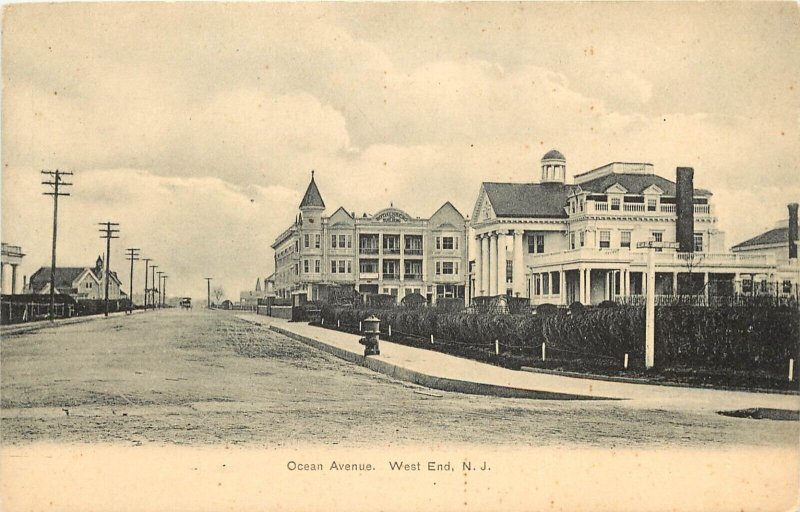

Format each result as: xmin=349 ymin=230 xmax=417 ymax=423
xmin=560 ymin=270 xmax=566 ymax=305
xmin=672 ymin=272 xmax=678 ymax=296
xmin=605 ymin=272 xmax=611 ymax=300
xmin=585 ymin=268 xmax=592 ymax=304
xmin=578 ymin=266 xmax=586 ymax=304
xmin=497 ymin=231 xmax=507 ymax=296
xmin=703 ymin=272 xmax=709 ymax=302
xmin=10 ymin=264 xmax=18 ymax=295
xmin=481 ymin=234 xmax=490 ymax=297
xmin=474 ymin=234 xmax=482 ymax=298
xmin=488 ymin=233 xmax=497 ymax=296
xmin=512 ymin=230 xmax=525 ymax=297
xmin=0 ymin=263 xmax=6 ymax=295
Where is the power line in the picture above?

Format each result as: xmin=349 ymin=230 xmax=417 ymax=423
xmin=41 ymin=169 xmax=73 ymax=322
xmin=98 ymin=221 xmax=120 ymax=317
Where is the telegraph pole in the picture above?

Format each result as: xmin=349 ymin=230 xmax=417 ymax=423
xmin=125 ymin=248 xmax=140 ymax=314
xmin=636 ymin=240 xmax=679 ymax=369
xmin=151 ymin=265 xmax=159 ymax=310
xmin=204 ymin=277 xmax=213 ymax=308
xmin=142 ymin=258 xmax=152 ymax=311
xmin=98 ymin=222 xmax=120 ymax=317
xmin=41 ymin=169 xmax=73 ymax=322
xmin=161 ymin=275 xmax=168 ymax=307
xmin=156 ymin=271 xmax=164 ymax=308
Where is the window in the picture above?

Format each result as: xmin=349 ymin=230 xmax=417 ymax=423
xmin=647 ymin=199 xmax=657 ymax=212
xmin=303 ymin=235 xmax=309 ymax=248
xmin=611 ymin=198 xmax=620 ymax=211
xmin=651 ymin=231 xmax=663 ymax=252
xmin=436 ymin=237 xmax=441 ymax=250
xmin=506 ymin=261 xmax=513 ymax=282
xmin=599 ymin=230 xmax=611 ymax=249
xmin=315 ymin=235 xmax=320 ymax=248
xmin=315 ymin=260 xmax=320 ymax=273
xmin=534 ymin=274 xmax=541 ymax=295
xmin=303 ymin=260 xmax=309 ymax=273
xmin=620 ymin=231 xmax=631 ymax=249
xmin=579 ymin=231 xmax=585 ymax=247
xmin=693 ymin=233 xmax=704 ymax=252
xmin=360 ymin=260 xmax=377 ymax=273
xmin=579 ymin=199 xmax=584 ymax=212
xmin=347 ymin=261 xmax=352 ymax=273
xmin=542 ymin=273 xmax=550 ymax=295
xmin=527 ymin=234 xmax=545 ymax=254
xmin=783 ymin=280 xmax=793 ymax=293
xmin=570 ymin=233 xmax=576 ymax=250
xmin=442 ymin=237 xmax=453 ymax=250
xmin=331 ymin=261 xmax=337 ymax=273
xmin=331 ymin=235 xmax=337 ymax=248
xmin=340 ymin=235 xmax=347 ymax=248
xmin=571 ymin=201 xmax=576 ymax=214
xmin=338 ymin=261 xmax=346 ymax=274
xmin=435 ymin=262 xmax=441 ymax=275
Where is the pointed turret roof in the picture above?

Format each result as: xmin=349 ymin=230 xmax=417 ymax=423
xmin=299 ymin=171 xmax=325 ymax=209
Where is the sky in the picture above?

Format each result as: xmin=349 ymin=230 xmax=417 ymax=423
xmin=2 ymin=2 xmax=799 ymax=301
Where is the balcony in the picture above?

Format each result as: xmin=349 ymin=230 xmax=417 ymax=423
xmin=383 ymin=273 xmax=400 ymax=280
xmin=526 ymin=247 xmax=775 ymax=270
xmin=359 ymin=271 xmax=379 ymax=280
xmin=584 ymin=201 xmax=713 ymax=216
xmin=404 ymin=248 xmax=423 ymax=256
xmin=403 ymin=273 xmax=423 ymax=280
xmin=383 ymin=247 xmax=401 ymax=255
xmin=359 ymin=246 xmax=379 ymax=255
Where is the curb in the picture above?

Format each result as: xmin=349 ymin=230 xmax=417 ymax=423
xmin=519 ymin=366 xmax=800 ymax=396
xmin=269 ymin=325 xmax=610 ymax=401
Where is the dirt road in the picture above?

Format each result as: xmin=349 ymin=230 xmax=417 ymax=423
xmin=1 ymin=309 xmax=797 ymax=447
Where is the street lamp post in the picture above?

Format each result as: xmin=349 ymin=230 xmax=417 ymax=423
xmin=636 ymin=240 xmax=679 ymax=369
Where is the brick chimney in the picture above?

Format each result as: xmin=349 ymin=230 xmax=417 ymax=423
xmin=675 ymin=167 xmax=695 ymax=253
xmin=789 ymin=202 xmax=798 ymax=260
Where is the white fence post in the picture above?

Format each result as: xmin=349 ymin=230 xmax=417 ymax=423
xmin=430 ymin=334 xmax=434 ymax=345
xmin=790 ymin=358 xmax=795 ymax=382
xmin=624 ymin=353 xmax=629 ymax=369
xmin=389 ymin=324 xmax=392 ymax=337
xmin=541 ymin=342 xmax=546 ymax=361
xmin=337 ymin=319 xmax=340 ymax=328
xmin=359 ymin=321 xmax=362 ymax=332
xmin=321 ymin=318 xmax=324 ymax=326
xmin=495 ymin=339 xmax=499 ymax=355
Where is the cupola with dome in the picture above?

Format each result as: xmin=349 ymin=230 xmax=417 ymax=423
xmin=540 ymin=149 xmax=566 ymax=184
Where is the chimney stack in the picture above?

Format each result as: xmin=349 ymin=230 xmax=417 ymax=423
xmin=789 ymin=202 xmax=798 ymax=260
xmin=675 ymin=167 xmax=695 ymax=253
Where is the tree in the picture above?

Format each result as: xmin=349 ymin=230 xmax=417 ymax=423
xmin=212 ymin=286 xmax=225 ymax=305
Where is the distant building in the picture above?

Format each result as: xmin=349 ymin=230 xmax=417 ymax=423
xmin=28 ymin=256 xmax=125 ymax=300
xmin=1 ymin=243 xmax=25 ymax=295
xmin=240 ymin=277 xmax=274 ymax=307
xmin=470 ymin=150 xmax=780 ymax=305
xmin=272 ymin=172 xmax=468 ymax=303
xmin=731 ymin=203 xmax=800 ymax=294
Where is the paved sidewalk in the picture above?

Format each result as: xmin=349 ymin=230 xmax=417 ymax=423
xmin=238 ymin=313 xmax=800 ymax=413
xmin=1 ymin=309 xmax=145 ymax=336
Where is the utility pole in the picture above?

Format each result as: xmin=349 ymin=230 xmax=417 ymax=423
xmin=98 ymin=222 xmax=120 ymax=317
xmin=151 ymin=265 xmax=159 ymax=311
xmin=156 ymin=271 xmax=164 ymax=308
xmin=41 ymin=169 xmax=73 ymax=322
xmin=142 ymin=258 xmax=152 ymax=311
xmin=162 ymin=275 xmax=168 ymax=307
xmin=125 ymin=248 xmax=140 ymax=314
xmin=204 ymin=277 xmax=213 ymax=308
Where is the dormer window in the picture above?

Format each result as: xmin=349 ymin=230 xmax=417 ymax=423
xmin=611 ymin=198 xmax=620 ymax=211
xmin=647 ymin=199 xmax=657 ymax=212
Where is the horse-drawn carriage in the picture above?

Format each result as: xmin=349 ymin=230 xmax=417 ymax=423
xmin=179 ymin=297 xmax=192 ymax=310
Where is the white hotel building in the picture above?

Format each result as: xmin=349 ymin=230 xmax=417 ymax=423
xmin=470 ymin=150 xmax=783 ymax=305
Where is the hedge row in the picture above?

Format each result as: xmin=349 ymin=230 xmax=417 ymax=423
xmin=319 ymin=303 xmax=799 ymax=372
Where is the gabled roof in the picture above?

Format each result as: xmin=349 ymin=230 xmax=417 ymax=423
xmin=29 ymin=267 xmax=94 ymax=291
xmin=299 ymin=173 xmax=325 ymax=209
xmin=732 ymin=227 xmax=797 ymax=250
xmin=482 ymin=182 xmax=574 ymax=218
xmin=431 ymin=201 xmax=465 ymax=220
xmin=577 ymin=173 xmax=711 ymax=196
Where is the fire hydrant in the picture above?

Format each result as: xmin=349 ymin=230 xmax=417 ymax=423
xmin=358 ymin=315 xmax=381 ymax=356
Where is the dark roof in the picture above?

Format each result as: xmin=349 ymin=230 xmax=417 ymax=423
xmin=299 ymin=174 xmax=325 ymax=209
xmin=578 ymin=173 xmax=711 ymax=196
xmin=732 ymin=226 xmax=797 ymax=250
xmin=542 ymin=149 xmax=565 ymax=161
xmin=29 ymin=267 xmax=90 ymax=291
xmin=483 ymin=182 xmax=574 ymax=218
